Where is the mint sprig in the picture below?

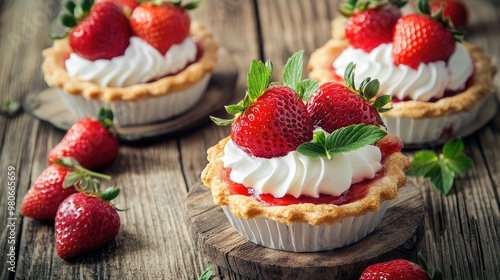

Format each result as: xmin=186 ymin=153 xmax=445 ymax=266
xmin=198 ymin=266 xmax=214 ymax=280
xmin=406 ymin=138 xmax=472 ymax=195
xmin=210 ymin=50 xmax=318 ymax=126
xmin=297 ymin=124 xmax=387 ymax=159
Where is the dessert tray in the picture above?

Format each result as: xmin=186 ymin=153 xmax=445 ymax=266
xmin=185 ymin=182 xmax=424 ymax=279
xmin=23 ymin=49 xmax=238 ymax=143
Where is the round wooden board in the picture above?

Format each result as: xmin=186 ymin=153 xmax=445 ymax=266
xmin=185 ymin=182 xmax=424 ymax=280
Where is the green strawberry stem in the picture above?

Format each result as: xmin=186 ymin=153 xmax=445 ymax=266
xmin=211 ymin=50 xmax=318 ymax=126
xmin=98 ymin=108 xmax=115 ymax=129
xmin=0 ymin=99 xmax=21 ymax=117
xmin=54 ymin=157 xmax=111 ymax=194
xmin=142 ymin=0 xmax=202 ymax=9
xmin=339 ymin=0 xmax=407 ymax=17
xmin=343 ymin=62 xmax=392 ymax=127
xmin=417 ymin=252 xmax=443 ymax=280
xmin=417 ymin=0 xmax=465 ymax=41
xmin=51 ymin=0 xmax=94 ymax=39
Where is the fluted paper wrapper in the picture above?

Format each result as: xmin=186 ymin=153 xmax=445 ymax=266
xmin=221 ymin=201 xmax=390 ymax=252
xmin=56 ymin=74 xmax=211 ymax=126
xmin=382 ymin=97 xmax=487 ymax=145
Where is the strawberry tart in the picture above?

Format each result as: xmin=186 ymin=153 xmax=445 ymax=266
xmin=42 ymin=0 xmax=218 ymax=126
xmin=308 ymin=0 xmax=496 ymax=145
xmin=202 ymin=51 xmax=410 ymax=252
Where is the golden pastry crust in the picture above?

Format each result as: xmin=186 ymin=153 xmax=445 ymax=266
xmin=307 ymin=39 xmax=497 ymax=119
xmin=201 ymin=135 xmax=411 ymax=226
xmin=42 ymin=21 xmax=218 ymax=102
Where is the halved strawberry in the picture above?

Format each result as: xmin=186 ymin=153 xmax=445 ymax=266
xmin=130 ymin=0 xmax=200 ymax=54
xmin=392 ymin=0 xmax=465 ymax=69
xmin=340 ymin=0 xmax=406 ymax=53
xmin=306 ymin=62 xmax=391 ymax=133
xmin=56 ymin=0 xmax=132 ymax=61
xmin=211 ymin=51 xmax=318 ymax=158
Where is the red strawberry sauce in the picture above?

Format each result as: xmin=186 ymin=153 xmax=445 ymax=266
xmin=222 ymin=138 xmax=402 ymax=207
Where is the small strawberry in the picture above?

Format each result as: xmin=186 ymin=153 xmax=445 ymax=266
xmin=429 ymin=0 xmax=468 ymax=29
xmin=130 ymin=0 xmax=201 ymax=54
xmin=340 ymin=0 xmax=406 ymax=52
xmin=55 ymin=0 xmax=132 ymax=61
xmin=47 ymin=109 xmax=119 ymax=170
xmin=306 ymin=62 xmax=391 ymax=133
xmin=392 ymin=0 xmax=465 ymax=69
xmin=211 ymin=51 xmax=318 ymax=158
xmin=55 ymin=187 xmax=121 ymax=260
xmin=21 ymin=158 xmax=112 ymax=220
xmin=359 ymin=253 xmax=443 ymax=280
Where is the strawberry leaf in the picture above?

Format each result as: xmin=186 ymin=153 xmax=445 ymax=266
xmin=283 ymin=50 xmax=304 ymax=92
xmin=209 ymin=116 xmax=234 ymax=126
xmin=182 ymin=0 xmax=202 ymax=10
xmin=60 ymin=13 xmax=77 ymax=28
xmin=362 ymin=78 xmax=380 ymax=100
xmin=373 ymin=95 xmax=391 ymax=111
xmin=297 ymin=124 xmax=386 ymax=159
xmin=198 ymin=266 xmax=215 ymax=280
xmin=65 ymin=1 xmax=77 ymax=13
xmin=344 ymin=62 xmax=356 ymax=90
xmin=407 ymin=139 xmax=472 ymax=195
xmin=100 ymin=187 xmax=120 ymax=201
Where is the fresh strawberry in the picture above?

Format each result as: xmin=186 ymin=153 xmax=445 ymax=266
xmin=21 ymin=165 xmax=76 ymax=220
xmin=211 ymin=51 xmax=318 ymax=158
xmin=21 ymin=158 xmax=112 ymax=220
xmin=359 ymin=253 xmax=442 ymax=280
xmin=130 ymin=0 xmax=200 ymax=54
xmin=392 ymin=0 xmax=465 ymax=69
xmin=56 ymin=0 xmax=132 ymax=61
xmin=55 ymin=187 xmax=121 ymax=260
xmin=429 ymin=0 xmax=468 ymax=29
xmin=47 ymin=109 xmax=119 ymax=170
xmin=96 ymin=0 xmax=139 ymax=15
xmin=340 ymin=0 xmax=406 ymax=52
xmin=307 ymin=62 xmax=391 ymax=133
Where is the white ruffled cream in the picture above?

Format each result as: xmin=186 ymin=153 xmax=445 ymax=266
xmin=333 ymin=43 xmax=474 ymax=101
xmin=65 ymin=36 xmax=197 ymax=88
xmin=222 ymin=139 xmax=382 ymax=198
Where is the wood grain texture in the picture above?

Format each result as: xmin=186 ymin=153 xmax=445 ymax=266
xmin=0 ymin=0 xmax=499 ymax=279
xmin=186 ymin=183 xmax=424 ymax=280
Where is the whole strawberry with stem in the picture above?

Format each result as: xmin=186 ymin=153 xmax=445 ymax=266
xmin=340 ymin=0 xmax=407 ymax=53
xmin=47 ymin=109 xmax=119 ymax=170
xmin=359 ymin=253 xmax=443 ymax=280
xmin=429 ymin=0 xmax=468 ymax=29
xmin=211 ymin=50 xmax=318 ymax=158
xmin=21 ymin=157 xmax=112 ymax=220
xmin=307 ymin=62 xmax=391 ymax=133
xmin=392 ymin=0 xmax=465 ymax=69
xmin=56 ymin=0 xmax=132 ymax=61
xmin=130 ymin=0 xmax=201 ymax=54
xmin=55 ymin=183 xmax=122 ymax=260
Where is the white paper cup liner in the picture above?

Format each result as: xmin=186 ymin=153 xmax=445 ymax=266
xmin=221 ymin=200 xmax=390 ymax=252
xmin=381 ymin=96 xmax=487 ymax=145
xmin=56 ymin=74 xmax=211 ymax=126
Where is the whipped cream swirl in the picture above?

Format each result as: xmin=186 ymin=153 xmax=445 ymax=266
xmin=333 ymin=43 xmax=473 ymax=101
xmin=65 ymin=36 xmax=197 ymax=88
xmin=222 ymin=139 xmax=382 ymax=198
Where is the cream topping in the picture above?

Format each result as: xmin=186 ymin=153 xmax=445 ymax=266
xmin=65 ymin=36 xmax=197 ymax=88
xmin=332 ymin=43 xmax=474 ymax=101
xmin=222 ymin=139 xmax=382 ymax=198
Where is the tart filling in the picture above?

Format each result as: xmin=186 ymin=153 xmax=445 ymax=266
xmin=201 ymin=134 xmax=410 ymax=226
xmin=42 ymin=21 xmax=218 ymax=102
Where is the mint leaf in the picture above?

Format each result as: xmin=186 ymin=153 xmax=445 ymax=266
xmin=296 ymin=142 xmax=327 ymax=158
xmin=325 ymin=124 xmax=387 ymax=156
xmin=198 ymin=266 xmax=215 ymax=280
xmin=407 ymin=138 xmax=472 ymax=195
xmin=445 ymin=155 xmax=472 ymax=173
xmin=297 ymin=124 xmax=386 ymax=159
xmin=442 ymin=138 xmax=464 ymax=158
xmin=282 ymin=50 xmax=304 ymax=91
xmin=247 ymin=59 xmax=271 ymax=100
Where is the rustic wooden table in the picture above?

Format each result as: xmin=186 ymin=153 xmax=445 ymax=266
xmin=1 ymin=0 xmax=499 ymax=279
